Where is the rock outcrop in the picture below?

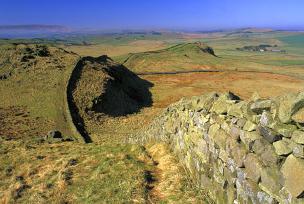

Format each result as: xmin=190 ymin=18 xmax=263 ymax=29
xmin=130 ymin=91 xmax=304 ymax=203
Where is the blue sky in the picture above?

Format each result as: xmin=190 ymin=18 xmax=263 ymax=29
xmin=0 ymin=0 xmax=303 ymax=30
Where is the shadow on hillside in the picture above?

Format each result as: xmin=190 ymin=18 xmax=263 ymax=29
xmin=67 ymin=57 xmax=94 ymax=143
xmin=91 ymin=57 xmax=154 ymax=117
xmin=67 ymin=55 xmax=153 ymax=143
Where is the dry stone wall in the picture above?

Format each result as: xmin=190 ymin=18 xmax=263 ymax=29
xmin=131 ymin=92 xmax=304 ymax=204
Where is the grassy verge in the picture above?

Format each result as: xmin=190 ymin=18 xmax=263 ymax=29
xmin=0 ymin=140 xmax=155 ymax=203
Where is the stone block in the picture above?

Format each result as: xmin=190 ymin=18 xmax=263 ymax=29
xmin=292 ymin=130 xmax=304 ymax=144
xmin=281 ymin=154 xmax=304 ymax=198
xmin=250 ymin=99 xmax=273 ymax=114
xmin=252 ymin=138 xmax=278 ymax=166
xmin=278 ymin=92 xmax=304 ymax=123
xmin=273 ymin=139 xmax=293 ymax=156
xmin=257 ymin=126 xmax=281 ymax=143
xmin=240 ymin=131 xmax=261 ymax=151
xmin=244 ymin=153 xmax=263 ymax=182
xmin=243 ymin=120 xmax=257 ymax=132
xmin=259 ymin=167 xmax=284 ymax=198
xmin=293 ymin=144 xmax=304 ymax=158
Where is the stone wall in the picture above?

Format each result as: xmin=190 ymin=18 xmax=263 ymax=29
xmin=131 ymin=92 xmax=304 ymax=203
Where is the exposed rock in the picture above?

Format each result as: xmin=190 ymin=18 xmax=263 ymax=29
xmin=292 ymin=107 xmax=304 ymax=123
xmin=210 ymin=93 xmax=234 ymax=114
xmin=221 ymin=121 xmax=230 ymax=133
xmin=240 ymin=131 xmax=261 ymax=151
xmin=292 ymin=130 xmax=304 ymax=144
xmin=257 ymin=126 xmax=281 ymax=143
xmin=252 ymin=138 xmax=278 ymax=166
xmin=250 ymin=99 xmax=272 ymax=114
xmin=236 ymin=118 xmax=247 ymax=128
xmin=45 ymin=130 xmax=74 ymax=142
xmin=278 ymin=92 xmax=304 ymax=123
xmin=273 ymin=140 xmax=293 ymax=156
xmin=231 ymin=117 xmax=238 ymax=124
xmin=35 ymin=45 xmax=50 ymax=57
xmin=230 ymin=125 xmax=241 ymax=140
xmin=219 ymin=149 xmax=229 ymax=163
xmin=227 ymin=91 xmax=241 ymax=101
xmin=46 ymin=130 xmax=62 ymax=139
xmin=208 ymin=123 xmax=220 ymax=139
xmin=260 ymin=111 xmax=275 ymax=128
xmin=213 ymin=129 xmax=228 ymax=149
xmin=227 ymin=101 xmax=246 ymax=118
xmin=190 ymin=92 xmax=218 ymax=112
xmin=259 ymin=167 xmax=284 ymax=199
xmin=244 ymin=153 xmax=263 ymax=182
xmin=228 ymin=140 xmax=247 ymax=168
xmin=281 ymin=155 xmax=304 ymax=198
xmin=273 ymin=123 xmax=297 ymax=138
xmin=257 ymin=191 xmax=275 ymax=204
xmin=243 ymin=120 xmax=257 ymax=132
xmin=293 ymin=144 xmax=304 ymax=158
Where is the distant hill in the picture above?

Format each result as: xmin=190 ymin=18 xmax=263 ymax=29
xmin=0 ymin=24 xmax=69 ymax=31
xmin=114 ymin=42 xmax=218 ymax=73
xmin=0 ymin=24 xmax=70 ymax=38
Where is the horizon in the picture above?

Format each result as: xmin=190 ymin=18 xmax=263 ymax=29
xmin=1 ymin=0 xmax=304 ymax=31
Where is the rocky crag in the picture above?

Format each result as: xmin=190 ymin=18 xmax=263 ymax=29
xmin=130 ymin=91 xmax=304 ymax=203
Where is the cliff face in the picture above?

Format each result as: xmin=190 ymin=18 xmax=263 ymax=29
xmin=131 ymin=92 xmax=304 ymax=203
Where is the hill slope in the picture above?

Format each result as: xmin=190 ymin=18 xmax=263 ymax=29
xmin=0 ymin=44 xmax=80 ymax=141
xmin=114 ymin=42 xmax=219 ymax=73
xmin=69 ymin=55 xmax=153 ymax=142
xmin=0 ymin=44 xmax=206 ymax=203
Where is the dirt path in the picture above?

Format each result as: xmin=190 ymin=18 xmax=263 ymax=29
xmin=143 ymin=143 xmax=209 ymax=204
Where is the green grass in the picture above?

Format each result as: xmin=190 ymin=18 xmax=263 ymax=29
xmin=278 ymin=34 xmax=304 ymax=48
xmin=114 ymin=42 xmax=222 ymax=72
xmin=0 ymin=44 xmax=80 ymax=139
xmin=0 ymin=140 xmax=155 ymax=203
xmin=277 ymin=34 xmax=304 ymax=55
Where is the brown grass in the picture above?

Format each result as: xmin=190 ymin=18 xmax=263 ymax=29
xmin=61 ymin=40 xmax=167 ymax=57
xmin=145 ymin=143 xmax=209 ymax=203
xmin=143 ymin=71 xmax=304 ymax=109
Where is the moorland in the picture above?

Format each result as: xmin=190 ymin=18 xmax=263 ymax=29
xmin=1 ymin=28 xmax=304 ymax=203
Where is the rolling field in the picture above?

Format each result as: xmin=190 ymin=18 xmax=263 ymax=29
xmin=59 ymin=31 xmax=304 ymax=76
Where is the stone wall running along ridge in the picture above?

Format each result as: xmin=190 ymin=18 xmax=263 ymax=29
xmin=130 ymin=91 xmax=304 ymax=204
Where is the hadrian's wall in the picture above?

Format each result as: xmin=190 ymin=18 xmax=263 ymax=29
xmin=131 ymin=91 xmax=304 ymax=204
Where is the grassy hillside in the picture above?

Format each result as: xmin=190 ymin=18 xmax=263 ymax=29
xmin=0 ymin=43 xmax=207 ymax=203
xmin=0 ymin=44 xmax=80 ymax=140
xmin=114 ymin=42 xmax=221 ymax=72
